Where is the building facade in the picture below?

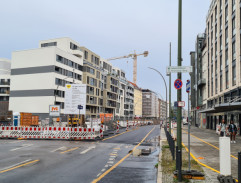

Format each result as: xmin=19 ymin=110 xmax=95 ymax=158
xmin=194 ymin=0 xmax=241 ymax=132
xmin=142 ymin=89 xmax=159 ymax=118
xmin=9 ymin=38 xmax=83 ymax=118
xmin=0 ymin=58 xmax=11 ymax=122
xmin=129 ymin=81 xmax=142 ymax=118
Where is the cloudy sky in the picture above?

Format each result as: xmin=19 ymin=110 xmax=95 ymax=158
xmin=0 ymin=0 xmax=211 ymax=106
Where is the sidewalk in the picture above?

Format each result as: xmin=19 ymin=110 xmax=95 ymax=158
xmin=180 ymin=126 xmax=240 ymax=182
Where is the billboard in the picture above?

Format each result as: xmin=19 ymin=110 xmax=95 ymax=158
xmin=64 ymin=84 xmax=87 ymax=115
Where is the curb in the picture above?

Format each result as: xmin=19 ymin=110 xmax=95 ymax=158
xmin=157 ymin=139 xmax=163 ymax=183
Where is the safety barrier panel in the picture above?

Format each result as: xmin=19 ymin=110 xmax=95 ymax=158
xmin=0 ymin=126 xmax=101 ymax=140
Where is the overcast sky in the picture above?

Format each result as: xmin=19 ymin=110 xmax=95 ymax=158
xmin=0 ymin=0 xmax=211 ymax=106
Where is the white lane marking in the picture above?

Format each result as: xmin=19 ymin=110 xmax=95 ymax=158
xmin=109 ymin=158 xmax=114 ymax=161
xmin=9 ymin=140 xmax=26 ymax=144
xmin=101 ymin=169 xmax=106 ymax=172
xmin=50 ymin=146 xmax=66 ymax=152
xmin=10 ymin=144 xmax=33 ymax=151
xmin=97 ymin=173 xmax=101 ymax=177
xmin=105 ymin=165 xmax=109 ymax=168
xmin=107 ymin=161 xmax=114 ymax=164
xmin=0 ymin=159 xmax=32 ymax=171
xmin=80 ymin=146 xmax=96 ymax=154
xmin=110 ymin=156 xmax=116 ymax=158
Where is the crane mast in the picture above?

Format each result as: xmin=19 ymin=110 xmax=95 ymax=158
xmin=107 ymin=51 xmax=148 ymax=84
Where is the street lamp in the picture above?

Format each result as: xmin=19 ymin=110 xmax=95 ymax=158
xmin=148 ymin=67 xmax=168 ymax=129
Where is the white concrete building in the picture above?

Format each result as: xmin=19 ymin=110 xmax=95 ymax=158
xmin=9 ymin=38 xmax=83 ymax=118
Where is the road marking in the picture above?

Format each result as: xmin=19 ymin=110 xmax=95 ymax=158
xmin=51 ymin=146 xmax=66 ymax=152
xmin=60 ymin=147 xmax=79 ymax=154
xmin=0 ymin=159 xmax=39 ymax=174
xmin=80 ymin=146 xmax=96 ymax=154
xmin=9 ymin=140 xmax=26 ymax=144
xmin=10 ymin=144 xmax=33 ymax=151
xmin=113 ymin=148 xmax=120 ymax=150
xmin=101 ymin=169 xmax=105 ymax=172
xmin=105 ymin=165 xmax=108 ymax=168
xmin=92 ymin=126 xmax=156 ymax=183
xmin=0 ymin=159 xmax=32 ymax=172
xmin=107 ymin=161 xmax=114 ymax=164
xmin=97 ymin=173 xmax=101 ymax=177
xmin=183 ymin=130 xmax=238 ymax=160
xmin=109 ymin=158 xmax=114 ymax=161
xmin=109 ymin=153 xmax=117 ymax=156
xmin=110 ymin=156 xmax=116 ymax=158
xmin=102 ymin=129 xmax=137 ymax=142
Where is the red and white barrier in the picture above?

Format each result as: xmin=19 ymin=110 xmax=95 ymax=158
xmin=126 ymin=120 xmax=129 ymax=131
xmin=0 ymin=126 xmax=101 ymax=140
xmin=116 ymin=121 xmax=119 ymax=133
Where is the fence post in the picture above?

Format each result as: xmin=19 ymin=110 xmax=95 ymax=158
xmin=239 ymin=152 xmax=241 ymax=183
xmin=177 ymin=149 xmax=182 ymax=182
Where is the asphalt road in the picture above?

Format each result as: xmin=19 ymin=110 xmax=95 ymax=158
xmin=0 ymin=125 xmax=160 ymax=183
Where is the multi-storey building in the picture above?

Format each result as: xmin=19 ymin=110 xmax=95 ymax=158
xmin=195 ymin=0 xmax=241 ymax=131
xmin=9 ymin=38 xmax=83 ymax=119
xmin=158 ymin=98 xmax=167 ymax=120
xmin=125 ymin=82 xmax=134 ymax=119
xmin=0 ymin=58 xmax=11 ymax=122
xmin=142 ymin=89 xmax=159 ymax=119
xmin=129 ymin=81 xmax=142 ymax=118
xmin=81 ymin=47 xmax=102 ymax=119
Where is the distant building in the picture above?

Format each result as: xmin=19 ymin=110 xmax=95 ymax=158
xmin=0 ymin=58 xmax=11 ymax=122
xmin=142 ymin=89 xmax=158 ymax=119
xmin=129 ymin=81 xmax=142 ymax=118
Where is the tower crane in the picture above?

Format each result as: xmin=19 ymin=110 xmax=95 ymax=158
xmin=107 ymin=51 xmax=149 ymax=84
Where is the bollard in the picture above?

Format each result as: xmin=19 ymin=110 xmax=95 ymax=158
xmin=239 ymin=152 xmax=241 ymax=183
xmin=219 ymin=137 xmax=231 ymax=176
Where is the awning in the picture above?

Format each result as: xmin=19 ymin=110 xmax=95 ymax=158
xmin=200 ymin=102 xmax=241 ymax=114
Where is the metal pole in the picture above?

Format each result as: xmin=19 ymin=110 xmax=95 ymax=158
xmin=148 ymin=67 xmax=167 ymax=128
xmin=169 ymin=42 xmax=172 ymax=133
xmin=238 ymin=152 xmax=241 ymax=183
xmin=188 ymin=92 xmax=190 ymax=172
xmin=177 ymin=0 xmax=182 ymax=181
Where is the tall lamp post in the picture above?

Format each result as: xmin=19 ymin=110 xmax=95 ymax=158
xmin=148 ymin=67 xmax=168 ymax=129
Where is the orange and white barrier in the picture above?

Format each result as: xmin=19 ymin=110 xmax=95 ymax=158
xmin=116 ymin=121 xmax=119 ymax=133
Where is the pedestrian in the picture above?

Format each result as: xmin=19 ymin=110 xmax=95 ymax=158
xmin=219 ymin=119 xmax=227 ymax=137
xmin=228 ymin=120 xmax=237 ymax=143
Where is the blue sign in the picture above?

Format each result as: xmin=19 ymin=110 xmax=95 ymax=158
xmin=186 ymin=80 xmax=191 ymax=93
xmin=78 ymin=105 xmax=83 ymax=110
xmin=174 ymin=101 xmax=178 ymax=107
xmin=174 ymin=79 xmax=183 ymax=90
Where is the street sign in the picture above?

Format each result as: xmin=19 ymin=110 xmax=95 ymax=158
xmin=186 ymin=80 xmax=191 ymax=93
xmin=178 ymin=101 xmax=185 ymax=107
xmin=78 ymin=105 xmax=83 ymax=110
xmin=64 ymin=84 xmax=87 ymax=115
xmin=174 ymin=79 xmax=183 ymax=90
xmin=167 ymin=66 xmax=193 ymax=74
xmin=49 ymin=105 xmax=61 ymax=116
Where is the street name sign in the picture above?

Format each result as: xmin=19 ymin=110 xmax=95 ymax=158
xmin=64 ymin=84 xmax=87 ymax=115
xmin=78 ymin=105 xmax=83 ymax=110
xmin=186 ymin=80 xmax=191 ymax=93
xmin=167 ymin=66 xmax=193 ymax=74
xmin=174 ymin=79 xmax=183 ymax=90
xmin=49 ymin=105 xmax=61 ymax=116
xmin=178 ymin=101 xmax=185 ymax=107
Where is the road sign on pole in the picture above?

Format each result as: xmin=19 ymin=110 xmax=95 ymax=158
xmin=178 ymin=101 xmax=185 ymax=107
xmin=166 ymin=66 xmax=193 ymax=74
xmin=186 ymin=80 xmax=191 ymax=93
xmin=174 ymin=79 xmax=183 ymax=90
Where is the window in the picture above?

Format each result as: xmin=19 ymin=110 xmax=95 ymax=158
xmin=225 ymin=49 xmax=228 ymax=66
xmin=225 ymin=27 xmax=228 ymax=44
xmin=220 ymin=74 xmax=223 ymax=92
xmin=84 ymin=51 xmax=88 ymax=60
xmin=232 ymin=41 xmax=236 ymax=60
xmin=220 ymin=35 xmax=223 ymax=50
xmin=220 ymin=54 xmax=223 ymax=71
xmin=232 ymin=0 xmax=236 ymax=12
xmin=232 ymin=64 xmax=236 ymax=86
xmin=220 ymin=0 xmax=222 ymax=12
xmin=41 ymin=42 xmax=57 ymax=47
xmin=215 ymin=77 xmax=218 ymax=94
xmin=232 ymin=17 xmax=236 ymax=36
xmin=226 ymin=70 xmax=229 ymax=89
xmin=220 ymin=15 xmax=222 ymax=31
xmin=225 ymin=5 xmax=228 ymax=22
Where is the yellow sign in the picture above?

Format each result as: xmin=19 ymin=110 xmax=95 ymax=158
xmin=66 ymin=85 xmax=71 ymax=89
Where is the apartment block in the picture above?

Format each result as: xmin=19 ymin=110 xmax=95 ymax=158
xmin=9 ymin=38 xmax=83 ymax=118
xmin=193 ymin=0 xmax=241 ymax=132
xmin=129 ymin=82 xmax=142 ymax=118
